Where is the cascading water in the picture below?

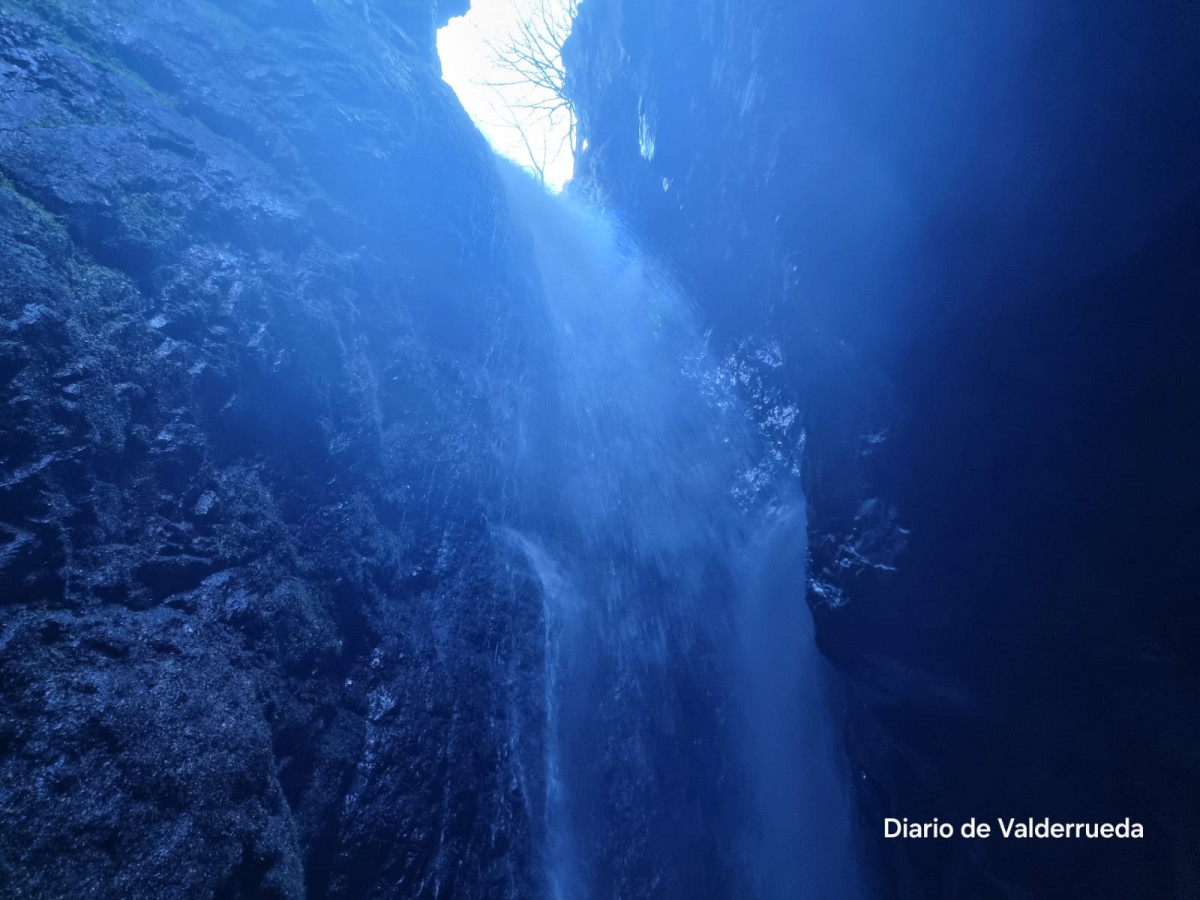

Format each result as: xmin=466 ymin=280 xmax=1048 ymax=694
xmin=498 ymin=529 xmax=585 ymax=900
xmin=494 ymin=160 xmax=867 ymax=899
xmin=736 ymin=505 xmax=866 ymax=898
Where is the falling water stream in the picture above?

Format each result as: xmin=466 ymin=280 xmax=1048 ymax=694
xmin=737 ymin=505 xmax=865 ymax=898
xmin=494 ymin=162 xmax=865 ymax=899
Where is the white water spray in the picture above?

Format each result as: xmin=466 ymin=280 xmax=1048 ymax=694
xmin=736 ymin=504 xmax=866 ymax=898
xmin=495 ymin=161 xmax=870 ymax=898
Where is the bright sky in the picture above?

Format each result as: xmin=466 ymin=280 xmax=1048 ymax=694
xmin=437 ymin=0 xmax=576 ymax=191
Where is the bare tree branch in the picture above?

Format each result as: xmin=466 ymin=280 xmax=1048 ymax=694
xmin=475 ymin=0 xmax=579 ymax=184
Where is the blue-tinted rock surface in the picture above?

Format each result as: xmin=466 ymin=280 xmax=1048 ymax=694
xmin=0 ymin=2 xmax=548 ymax=897
xmin=2 ymin=0 xmax=1198 ymax=898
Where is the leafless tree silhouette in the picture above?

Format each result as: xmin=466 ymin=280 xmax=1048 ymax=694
xmin=478 ymin=0 xmax=578 ymax=185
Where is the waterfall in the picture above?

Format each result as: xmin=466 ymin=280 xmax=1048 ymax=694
xmin=494 ymin=161 xmax=868 ymax=899
xmin=736 ymin=504 xmax=866 ymax=899
xmin=499 ymin=529 xmax=585 ymax=900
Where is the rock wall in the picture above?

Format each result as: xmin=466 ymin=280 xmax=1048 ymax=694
xmin=564 ymin=1 xmax=1200 ymax=897
xmin=3 ymin=0 xmax=1198 ymax=897
xmin=0 ymin=2 xmax=548 ymax=897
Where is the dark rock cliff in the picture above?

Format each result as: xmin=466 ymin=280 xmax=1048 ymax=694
xmin=3 ymin=0 xmax=1198 ymax=896
xmin=564 ymin=1 xmax=1200 ymax=898
xmin=0 ymin=1 xmax=548 ymax=897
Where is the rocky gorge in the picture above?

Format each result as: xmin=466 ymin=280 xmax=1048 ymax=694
xmin=1 ymin=0 xmax=1197 ymax=898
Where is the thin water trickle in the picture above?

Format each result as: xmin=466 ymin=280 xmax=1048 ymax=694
xmin=499 ymin=529 xmax=584 ymax=900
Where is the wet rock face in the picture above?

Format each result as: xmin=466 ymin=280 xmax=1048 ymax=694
xmin=565 ymin=1 xmax=1200 ymax=898
xmin=0 ymin=2 xmax=545 ymax=897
